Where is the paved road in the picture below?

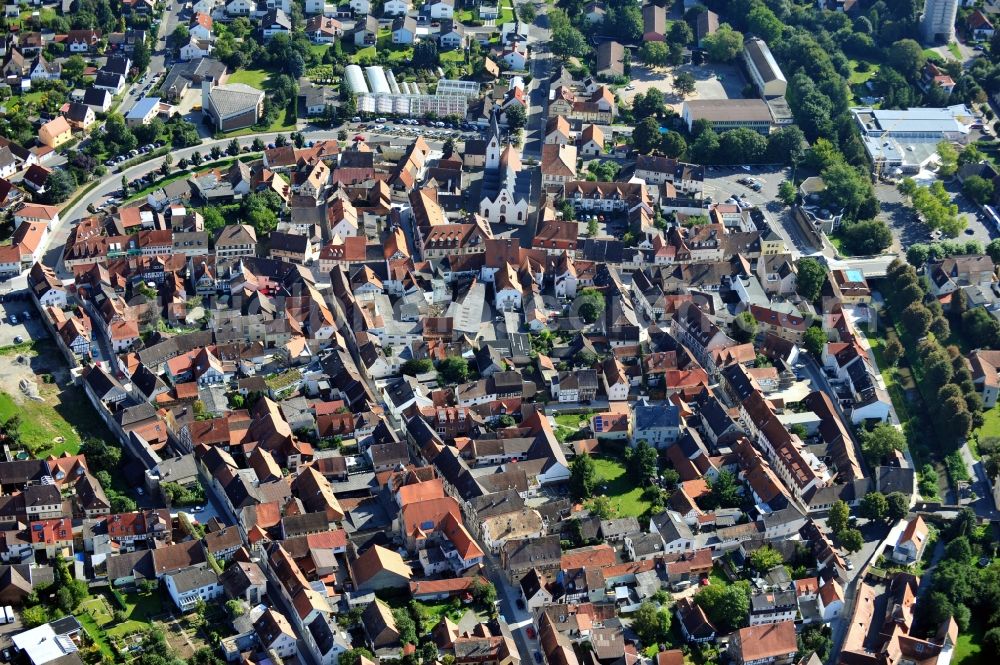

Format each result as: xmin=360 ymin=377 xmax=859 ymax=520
xmin=116 ymin=0 xmax=179 ymax=118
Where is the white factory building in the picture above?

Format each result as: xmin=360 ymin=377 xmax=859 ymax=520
xmin=344 ymin=65 xmax=477 ymax=117
xmin=852 ymin=104 xmax=975 ymax=174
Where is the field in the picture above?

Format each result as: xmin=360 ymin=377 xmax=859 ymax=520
xmin=591 ymin=456 xmax=652 ymax=518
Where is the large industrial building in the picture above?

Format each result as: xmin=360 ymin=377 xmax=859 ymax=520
xmin=852 ymin=104 xmax=975 ymax=175
xmin=343 ymin=65 xmax=476 ymax=117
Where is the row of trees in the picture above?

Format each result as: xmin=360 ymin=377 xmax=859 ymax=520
xmin=884 ymin=260 xmax=984 ymax=449
xmin=898 ymin=178 xmax=966 ymax=238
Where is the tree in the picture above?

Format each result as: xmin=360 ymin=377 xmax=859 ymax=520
xmin=505 ymin=103 xmax=527 ymax=131
xmin=62 ymin=54 xmax=86 ymax=83
xmin=226 ymin=138 xmax=240 ymax=156
xmin=576 ymin=288 xmax=606 ymax=323
xmin=884 ymin=338 xmax=904 ymax=366
xmin=798 ymin=625 xmax=833 ymax=662
xmin=821 ymin=162 xmax=872 ymax=218
xmin=632 ymin=88 xmax=666 ymax=121
xmin=401 ymin=358 xmax=434 ymax=375
xmin=860 ymin=492 xmax=888 ymax=521
xmin=747 ymin=3 xmax=783 ymax=42
xmin=662 ymin=132 xmax=687 ymax=159
xmin=588 ymin=495 xmax=615 ymax=519
xmin=631 ymin=601 xmax=671 ymax=647
xmin=703 ymin=23 xmax=744 ymax=62
xmin=669 ymin=21 xmax=693 ymax=45
xmin=778 ymin=180 xmax=797 ymax=206
xmin=963 ymin=175 xmax=994 ymax=205
xmin=673 ymin=72 xmax=696 ymax=97
xmin=796 ymin=258 xmax=827 ymax=302
xmin=888 ymin=39 xmax=926 ymax=79
xmin=341 ymin=649 xmax=375 ymax=665
xmin=625 ymin=440 xmax=659 ymax=484
xmin=639 ymin=42 xmax=672 ymax=66
xmin=803 ymin=327 xmax=827 ymax=358
xmin=718 ymin=127 xmax=767 ymax=163
xmin=132 ymin=38 xmax=150 ymax=72
xmin=21 ymin=606 xmax=49 ymax=628
xmin=828 ymin=499 xmax=850 ymax=535
xmin=958 ymin=143 xmax=984 ymax=166
xmin=843 ymin=220 xmax=892 ymax=255
xmin=43 ymin=169 xmax=76 ymax=204
xmin=633 ymin=117 xmax=662 ymax=154
xmin=749 ymin=546 xmax=784 ymax=573
xmin=172 ymin=24 xmax=190 ymax=47
xmin=393 ymin=609 xmax=417 ymax=646
xmin=472 ymin=580 xmax=497 ymax=609
xmin=570 ymin=453 xmax=597 ymax=500
xmin=901 ymin=302 xmax=933 ymax=338
xmin=689 ymin=128 xmax=720 ymax=164
xmin=732 ymin=311 xmax=757 ymax=343
xmin=839 ymin=528 xmax=864 ymax=553
xmin=80 ymin=437 xmax=121 ymax=472
xmin=962 ymin=308 xmax=1000 ymax=347
xmin=225 ymin=600 xmax=245 ymax=619
xmin=860 ymin=423 xmax=907 ymax=465
xmin=886 ymin=492 xmax=909 ymax=520
xmin=438 ymin=356 xmax=470 ymax=384
xmin=705 ymin=469 xmax=741 ymax=509
xmin=937 ymin=140 xmax=959 ymax=177
xmin=694 ymin=580 xmax=751 ymax=632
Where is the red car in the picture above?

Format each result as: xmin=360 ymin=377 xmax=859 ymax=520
xmin=526 ymin=627 xmax=537 ymax=640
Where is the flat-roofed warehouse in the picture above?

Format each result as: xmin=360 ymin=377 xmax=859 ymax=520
xmin=743 ymin=37 xmax=786 ymax=98
xmin=681 ymin=99 xmax=776 ymax=135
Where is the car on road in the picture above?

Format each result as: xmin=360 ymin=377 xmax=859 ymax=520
xmin=741 ymin=165 xmax=751 ymax=171
xmin=13 ymin=336 xmax=23 ymax=345
xmin=8 ymin=315 xmax=16 ymax=325
xmin=534 ymin=653 xmax=542 ymax=664
xmin=516 ymin=599 xmax=525 ymax=609
xmin=193 ymin=506 xmax=204 ymax=512
xmin=526 ymin=627 xmax=536 ymax=639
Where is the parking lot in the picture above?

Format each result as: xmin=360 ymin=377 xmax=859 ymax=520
xmin=873 ymin=180 xmax=996 ymax=252
xmin=0 ymin=295 xmax=43 ymax=348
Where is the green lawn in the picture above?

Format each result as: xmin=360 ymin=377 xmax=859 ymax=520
xmin=441 ymin=49 xmax=466 ymax=64
xmin=955 ymin=623 xmax=986 ymax=665
xmin=309 ymin=43 xmax=330 ymax=59
xmin=859 ymin=323 xmax=912 ymax=423
xmin=848 ymin=59 xmax=879 ymax=85
xmin=592 ymin=456 xmax=652 ymax=518
xmin=971 ymin=406 xmax=1000 ymax=458
xmin=410 ymin=600 xmax=468 ymax=628
xmin=0 ymin=383 xmax=109 ymax=457
xmin=948 ymin=41 xmax=962 ymax=60
xmin=227 ymin=68 xmax=270 ymax=88
xmin=352 ymin=45 xmax=377 ymax=62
